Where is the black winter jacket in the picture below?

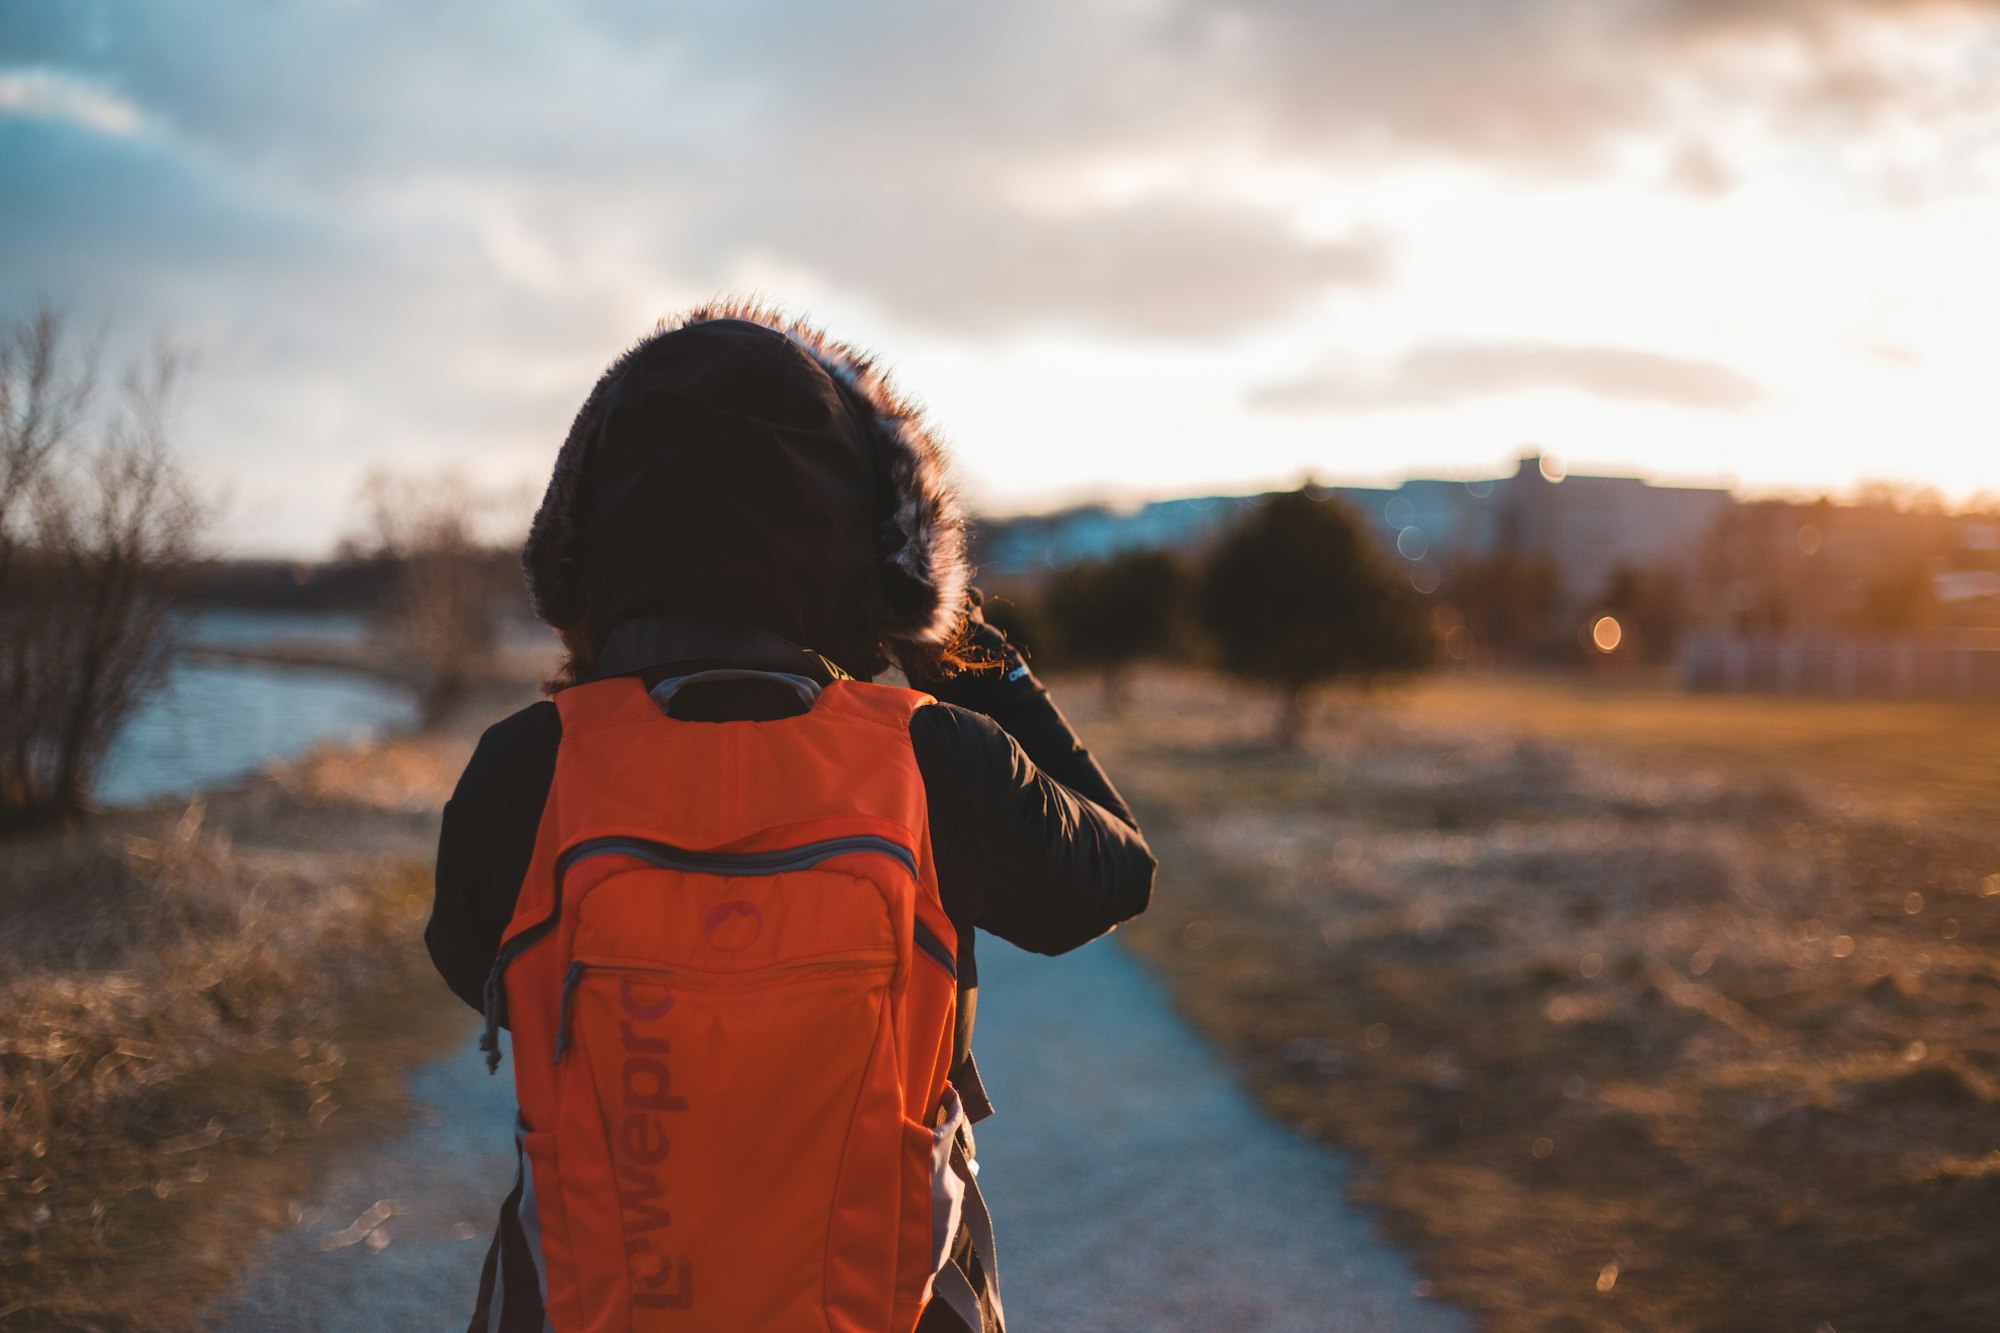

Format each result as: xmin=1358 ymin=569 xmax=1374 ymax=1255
xmin=427 ymin=628 xmax=1156 ymax=1023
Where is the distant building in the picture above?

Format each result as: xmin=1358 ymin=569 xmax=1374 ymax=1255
xmin=973 ymin=495 xmax=1266 ymax=576
xmin=975 ymin=453 xmax=1736 ymax=606
xmin=1676 ymin=496 xmax=2000 ymax=696
xmin=1331 ymin=454 xmax=1734 ymax=604
xmin=1680 ymin=630 xmax=2000 ymax=700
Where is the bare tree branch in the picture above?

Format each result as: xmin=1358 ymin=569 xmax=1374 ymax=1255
xmin=0 ymin=307 xmax=207 ymax=830
xmin=350 ymin=467 xmax=509 ymax=725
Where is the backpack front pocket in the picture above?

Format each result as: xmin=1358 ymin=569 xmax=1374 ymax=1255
xmin=547 ymin=843 xmax=912 ymax=1331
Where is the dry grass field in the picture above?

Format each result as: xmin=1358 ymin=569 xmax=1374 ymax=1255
xmin=1396 ymin=669 xmax=2000 ymax=835
xmin=5 ymin=662 xmax=1991 ymax=1330
xmin=0 ymin=716 xmax=492 ymax=1330
xmin=1077 ymin=668 xmax=2000 ymax=1333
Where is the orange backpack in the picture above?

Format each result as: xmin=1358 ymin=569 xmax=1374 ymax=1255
xmin=479 ymin=672 xmax=1001 ymax=1331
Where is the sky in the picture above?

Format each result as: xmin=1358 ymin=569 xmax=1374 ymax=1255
xmin=4 ymin=0 xmax=2000 ymax=556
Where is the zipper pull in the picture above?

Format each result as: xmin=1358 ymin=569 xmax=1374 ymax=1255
xmin=479 ymin=961 xmax=508 ymax=1074
xmin=553 ymin=962 xmax=587 ymax=1063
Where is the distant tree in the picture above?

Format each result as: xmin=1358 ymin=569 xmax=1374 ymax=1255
xmin=1849 ymin=558 xmax=1938 ymax=632
xmin=975 ymin=586 xmax=1053 ymax=665
xmin=0 ymin=307 xmax=208 ymax=830
xmin=349 ymin=469 xmax=513 ymax=725
xmin=1043 ymin=549 xmax=1189 ymax=710
xmin=1853 ymin=479 xmax=1946 ymax=515
xmin=1594 ymin=564 xmax=1687 ymax=663
xmin=1436 ymin=547 xmax=1563 ymax=662
xmin=1197 ymin=490 xmax=1432 ymax=747
xmin=1689 ymin=499 xmax=1807 ymax=635
xmin=1688 ymin=494 xmax=1957 ymax=637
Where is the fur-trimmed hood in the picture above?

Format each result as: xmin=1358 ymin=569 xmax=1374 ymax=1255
xmin=522 ymin=302 xmax=970 ymax=676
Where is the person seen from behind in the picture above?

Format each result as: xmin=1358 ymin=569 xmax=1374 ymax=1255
xmin=426 ymin=303 xmax=1157 ymax=1332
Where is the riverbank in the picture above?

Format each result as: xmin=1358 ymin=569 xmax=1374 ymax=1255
xmin=1081 ymin=668 xmax=2000 ymax=1331
xmin=0 ymin=679 xmax=538 ymax=1330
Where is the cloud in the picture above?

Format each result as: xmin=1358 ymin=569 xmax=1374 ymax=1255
xmin=0 ymin=0 xmax=1987 ymax=550
xmin=1252 ymin=341 xmax=1765 ymax=412
xmin=3 ymin=3 xmax=1394 ymax=339
xmin=743 ymin=199 xmax=1388 ymax=338
xmin=5 ymin=1 xmax=1993 ymax=331
xmin=1648 ymin=0 xmax=1998 ymax=46
xmin=0 ymin=67 xmax=146 ymax=135
xmin=1203 ymin=0 xmax=2000 ymax=171
xmin=0 ymin=115 xmax=324 ymax=284
xmin=1199 ymin=0 xmax=1650 ymax=169
xmin=1666 ymin=139 xmax=1737 ymax=196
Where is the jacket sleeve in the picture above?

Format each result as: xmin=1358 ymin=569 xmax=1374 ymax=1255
xmin=915 ymin=615 xmax=1140 ymax=830
xmin=426 ymin=701 xmax=562 ymax=1012
xmin=911 ymin=611 xmax=1156 ymax=958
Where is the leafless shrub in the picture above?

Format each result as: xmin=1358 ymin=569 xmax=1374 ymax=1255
xmin=349 ymin=468 xmax=515 ymax=725
xmin=0 ymin=307 xmax=207 ymax=831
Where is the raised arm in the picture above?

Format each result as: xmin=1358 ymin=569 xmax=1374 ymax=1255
xmin=910 ymin=606 xmax=1156 ymax=956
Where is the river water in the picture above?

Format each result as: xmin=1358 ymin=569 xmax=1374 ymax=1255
xmin=94 ymin=610 xmax=419 ymax=807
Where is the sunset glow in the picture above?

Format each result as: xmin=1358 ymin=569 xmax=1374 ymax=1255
xmin=5 ymin=2 xmax=1999 ymax=553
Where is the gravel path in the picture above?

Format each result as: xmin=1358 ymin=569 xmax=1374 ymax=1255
xmin=202 ymin=1036 xmax=512 ymax=1331
xmin=209 ymin=938 xmax=1466 ymax=1331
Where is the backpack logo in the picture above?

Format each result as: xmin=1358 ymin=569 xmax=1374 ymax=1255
xmin=616 ymin=979 xmax=694 ymax=1311
xmin=703 ymin=900 xmax=763 ymax=952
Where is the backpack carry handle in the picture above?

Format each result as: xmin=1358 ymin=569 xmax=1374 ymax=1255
xmin=649 ymin=668 xmax=823 ymax=713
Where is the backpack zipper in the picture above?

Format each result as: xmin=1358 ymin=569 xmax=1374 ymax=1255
xmin=480 ymin=834 xmax=918 ymax=1072
xmin=556 ymin=835 xmax=916 ymax=881
xmin=553 ymin=952 xmax=898 ymax=1062
xmin=912 ymin=919 xmax=955 ymax=979
xmin=552 ymin=961 xmax=586 ymax=1063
